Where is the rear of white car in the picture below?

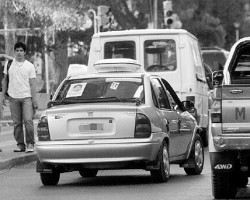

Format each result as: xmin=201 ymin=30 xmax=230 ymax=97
xmin=36 ymin=102 xmax=161 ymax=164
xmin=36 ymin=59 xmax=203 ymax=186
xmin=36 ymin=72 xmax=168 ymax=184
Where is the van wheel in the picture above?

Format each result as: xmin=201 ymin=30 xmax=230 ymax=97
xmin=212 ymin=171 xmax=237 ymax=199
xmin=40 ymin=171 xmax=60 ymax=186
xmin=184 ymin=134 xmax=204 ymax=175
xmin=150 ymin=141 xmax=170 ymax=183
xmin=79 ymin=169 xmax=98 ymax=178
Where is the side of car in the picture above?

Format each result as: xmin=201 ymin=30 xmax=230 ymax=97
xmin=36 ymin=72 xmax=204 ymax=186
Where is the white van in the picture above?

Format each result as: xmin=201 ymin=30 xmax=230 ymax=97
xmin=87 ymin=29 xmax=209 ymax=146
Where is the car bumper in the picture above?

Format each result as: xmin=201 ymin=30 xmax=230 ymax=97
xmin=213 ymin=134 xmax=250 ymax=150
xmin=36 ymin=139 xmax=161 ymax=164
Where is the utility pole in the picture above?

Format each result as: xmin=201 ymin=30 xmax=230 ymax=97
xmin=44 ymin=28 xmax=50 ymax=94
xmin=153 ymin=0 xmax=158 ymax=28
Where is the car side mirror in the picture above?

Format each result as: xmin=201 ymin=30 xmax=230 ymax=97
xmin=182 ymin=100 xmax=195 ymax=111
xmin=174 ymin=100 xmax=194 ymax=111
xmin=212 ymin=70 xmax=224 ymax=87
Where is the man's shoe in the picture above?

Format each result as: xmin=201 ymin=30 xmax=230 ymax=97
xmin=14 ymin=148 xmax=25 ymax=152
xmin=25 ymin=145 xmax=34 ymax=153
xmin=14 ymin=144 xmax=26 ymax=152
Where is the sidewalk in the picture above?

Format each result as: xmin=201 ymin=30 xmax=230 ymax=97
xmin=0 ymin=94 xmax=49 ymax=171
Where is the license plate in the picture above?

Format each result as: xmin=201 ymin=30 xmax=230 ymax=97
xmin=79 ymin=123 xmax=103 ymax=132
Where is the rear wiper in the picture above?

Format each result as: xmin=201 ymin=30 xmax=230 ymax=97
xmin=99 ymin=96 xmax=123 ymax=102
xmin=121 ymin=98 xmax=142 ymax=106
xmin=48 ymin=97 xmax=78 ymax=108
xmin=102 ymin=97 xmax=141 ymax=105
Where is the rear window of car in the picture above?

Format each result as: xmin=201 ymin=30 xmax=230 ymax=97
xmin=104 ymin=41 xmax=136 ymax=59
xmin=55 ymin=77 xmax=144 ymax=102
xmin=202 ymin=52 xmax=226 ymax=71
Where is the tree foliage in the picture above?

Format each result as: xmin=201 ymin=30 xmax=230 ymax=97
xmin=1 ymin=0 xmax=250 ymax=92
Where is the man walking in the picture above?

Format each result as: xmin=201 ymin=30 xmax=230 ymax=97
xmin=2 ymin=42 xmax=38 ymax=153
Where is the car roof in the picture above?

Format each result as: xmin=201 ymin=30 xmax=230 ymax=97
xmin=92 ymin=29 xmax=197 ymax=40
xmin=66 ymin=71 xmax=158 ymax=80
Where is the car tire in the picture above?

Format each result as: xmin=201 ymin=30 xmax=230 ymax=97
xmin=184 ymin=134 xmax=204 ymax=175
xmin=212 ymin=171 xmax=237 ymax=199
xmin=200 ymin=128 xmax=208 ymax=147
xmin=79 ymin=169 xmax=98 ymax=178
xmin=237 ymin=173 xmax=248 ymax=188
xmin=40 ymin=171 xmax=60 ymax=186
xmin=150 ymin=141 xmax=170 ymax=183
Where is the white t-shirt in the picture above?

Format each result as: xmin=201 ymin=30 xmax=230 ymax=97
xmin=4 ymin=59 xmax=36 ymax=98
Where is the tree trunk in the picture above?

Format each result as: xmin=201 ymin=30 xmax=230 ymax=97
xmin=50 ymin=31 xmax=68 ymax=93
xmin=3 ymin=1 xmax=16 ymax=56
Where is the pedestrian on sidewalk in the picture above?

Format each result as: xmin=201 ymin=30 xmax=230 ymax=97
xmin=2 ymin=42 xmax=38 ymax=153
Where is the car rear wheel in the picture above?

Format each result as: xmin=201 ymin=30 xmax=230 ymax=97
xmin=150 ymin=141 xmax=170 ymax=183
xmin=79 ymin=169 xmax=98 ymax=178
xmin=237 ymin=173 xmax=248 ymax=187
xmin=212 ymin=171 xmax=237 ymax=199
xmin=40 ymin=171 xmax=60 ymax=186
xmin=184 ymin=134 xmax=204 ymax=175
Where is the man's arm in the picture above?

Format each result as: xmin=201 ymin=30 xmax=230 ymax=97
xmin=29 ymin=78 xmax=38 ymax=109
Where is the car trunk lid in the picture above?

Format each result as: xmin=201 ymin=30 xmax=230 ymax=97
xmin=222 ymin=85 xmax=250 ymax=133
xmin=47 ymin=103 xmax=137 ymax=140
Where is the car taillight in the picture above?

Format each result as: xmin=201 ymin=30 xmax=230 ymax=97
xmin=134 ymin=113 xmax=151 ymax=138
xmin=211 ymin=100 xmax=222 ymax=123
xmin=37 ymin=116 xmax=51 ymax=141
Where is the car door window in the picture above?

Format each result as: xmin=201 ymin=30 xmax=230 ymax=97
xmin=231 ymin=47 xmax=250 ymax=84
xmin=151 ymin=78 xmax=171 ymax=109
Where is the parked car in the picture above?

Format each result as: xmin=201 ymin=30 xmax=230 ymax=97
xmin=201 ymin=47 xmax=229 ymax=72
xmin=36 ymin=58 xmax=204 ymax=186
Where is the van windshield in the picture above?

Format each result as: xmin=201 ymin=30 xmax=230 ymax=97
xmin=104 ymin=41 xmax=136 ymax=59
xmin=144 ymin=39 xmax=176 ymax=72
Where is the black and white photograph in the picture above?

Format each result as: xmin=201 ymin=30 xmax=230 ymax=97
xmin=0 ymin=0 xmax=250 ymax=199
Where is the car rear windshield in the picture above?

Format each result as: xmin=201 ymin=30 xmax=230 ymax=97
xmin=55 ymin=77 xmax=144 ymax=103
xmin=104 ymin=41 xmax=136 ymax=59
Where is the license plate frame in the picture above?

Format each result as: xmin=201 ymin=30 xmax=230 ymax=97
xmin=79 ymin=123 xmax=103 ymax=132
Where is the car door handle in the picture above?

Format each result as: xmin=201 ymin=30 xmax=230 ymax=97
xmin=229 ymin=89 xmax=243 ymax=94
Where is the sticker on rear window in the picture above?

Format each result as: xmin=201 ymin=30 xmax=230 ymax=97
xmin=110 ymin=82 xmax=120 ymax=90
xmin=66 ymin=83 xmax=86 ymax=97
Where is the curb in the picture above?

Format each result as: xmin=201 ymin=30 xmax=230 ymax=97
xmin=0 ymin=153 xmax=37 ymax=171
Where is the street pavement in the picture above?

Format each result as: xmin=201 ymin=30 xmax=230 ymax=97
xmin=0 ymin=99 xmax=46 ymax=171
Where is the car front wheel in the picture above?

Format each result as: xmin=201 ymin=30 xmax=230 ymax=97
xmin=150 ymin=141 xmax=170 ymax=183
xmin=40 ymin=171 xmax=60 ymax=186
xmin=184 ymin=134 xmax=204 ymax=175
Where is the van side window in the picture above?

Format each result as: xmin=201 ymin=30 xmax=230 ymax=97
xmin=151 ymin=78 xmax=171 ymax=109
xmin=231 ymin=47 xmax=250 ymax=84
xmin=191 ymin=40 xmax=203 ymax=75
xmin=144 ymin=40 xmax=176 ymax=72
xmin=104 ymin=41 xmax=136 ymax=59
